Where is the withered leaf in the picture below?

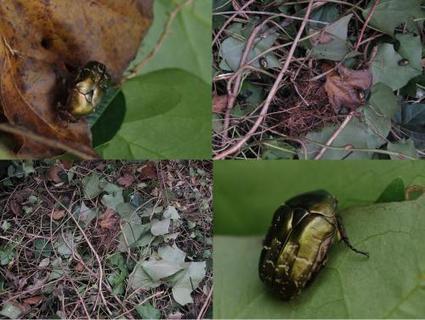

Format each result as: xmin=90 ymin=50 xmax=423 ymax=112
xmin=22 ymin=296 xmax=43 ymax=305
xmin=117 ymin=173 xmax=135 ymax=187
xmin=324 ymin=65 xmax=372 ymax=111
xmin=51 ymin=209 xmax=65 ymax=221
xmin=74 ymin=261 xmax=85 ymax=273
xmin=213 ymin=95 xmax=228 ymax=113
xmin=0 ymin=0 xmax=153 ymax=158
xmin=138 ymin=162 xmax=157 ymax=180
xmin=99 ymin=208 xmax=119 ymax=230
xmin=47 ymin=165 xmax=65 ymax=183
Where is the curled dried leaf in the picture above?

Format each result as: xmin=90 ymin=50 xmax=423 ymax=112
xmin=99 ymin=208 xmax=119 ymax=230
xmin=0 ymin=0 xmax=153 ymax=158
xmin=213 ymin=95 xmax=229 ymax=113
xmin=324 ymin=65 xmax=372 ymax=112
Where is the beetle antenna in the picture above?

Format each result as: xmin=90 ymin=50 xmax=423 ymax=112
xmin=341 ymin=236 xmax=369 ymax=258
xmin=336 ymin=215 xmax=369 ymax=258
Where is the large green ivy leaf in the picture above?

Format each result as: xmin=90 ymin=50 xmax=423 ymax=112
xmin=301 ymin=117 xmax=384 ymax=159
xmin=130 ymin=0 xmax=211 ymax=84
xmin=311 ymin=14 xmax=352 ymax=61
xmin=371 ymin=43 xmax=422 ymax=90
xmin=362 ymin=0 xmax=425 ymax=35
xmin=219 ymin=25 xmax=279 ymax=71
xmin=96 ymin=69 xmax=210 ymax=159
xmin=387 ymin=139 xmax=418 ymax=160
xmin=394 ymin=103 xmax=425 ymax=149
xmin=213 ymin=161 xmax=425 ymax=235
xmin=363 ymin=83 xmax=400 ymax=140
xmin=214 ymin=196 xmax=425 ymax=318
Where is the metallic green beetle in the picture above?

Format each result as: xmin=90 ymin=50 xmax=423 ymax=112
xmin=62 ymin=61 xmax=111 ymax=121
xmin=259 ymin=190 xmax=368 ymax=300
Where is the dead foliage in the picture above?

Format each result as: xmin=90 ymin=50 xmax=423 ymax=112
xmin=0 ymin=1 xmax=153 ymax=158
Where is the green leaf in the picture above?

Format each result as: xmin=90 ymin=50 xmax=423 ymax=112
xmin=97 ymin=69 xmax=210 ymax=159
xmin=163 ymin=206 xmax=180 ymax=220
xmin=158 ymin=245 xmax=186 ymax=265
xmin=302 ymin=118 xmax=383 ymax=159
xmin=261 ymin=140 xmax=296 ymax=160
xmin=219 ymin=30 xmax=279 ymax=71
xmin=150 ymin=218 xmax=171 ymax=236
xmin=34 ymin=239 xmax=53 ymax=258
xmin=0 ymin=302 xmax=24 ymax=319
xmin=118 ymin=223 xmax=149 ymax=252
xmin=107 ymin=253 xmax=128 ymax=296
xmin=82 ymin=173 xmax=104 ymax=199
xmin=396 ymin=33 xmax=422 ymax=71
xmin=371 ymin=43 xmax=422 ymax=90
xmin=131 ymin=0 xmax=211 ymax=83
xmin=172 ymin=261 xmax=206 ymax=306
xmin=363 ymin=0 xmax=424 ymax=35
xmin=213 ymin=161 xmax=425 ymax=235
xmin=375 ymin=178 xmax=406 ymax=203
xmin=128 ymin=262 xmax=161 ymax=290
xmin=311 ymin=14 xmax=352 ymax=61
xmin=394 ymin=103 xmax=425 ymax=149
xmin=387 ymin=139 xmax=418 ymax=160
xmin=101 ymin=183 xmax=124 ymax=210
xmin=0 ymin=246 xmax=14 ymax=266
xmin=308 ymin=3 xmax=339 ymax=30
xmin=74 ymin=202 xmax=97 ymax=227
xmin=56 ymin=232 xmax=77 ymax=258
xmin=214 ymin=196 xmax=425 ymax=318
xmin=136 ymin=303 xmax=161 ymax=320
xmin=91 ymin=90 xmax=126 ymax=147
xmin=142 ymin=259 xmax=185 ymax=282
xmin=363 ymin=83 xmax=400 ymax=139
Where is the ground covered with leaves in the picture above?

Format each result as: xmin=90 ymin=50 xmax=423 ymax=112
xmin=0 ymin=160 xmax=212 ymax=319
xmin=213 ymin=0 xmax=425 ymax=159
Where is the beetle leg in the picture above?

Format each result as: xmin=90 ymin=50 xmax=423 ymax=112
xmin=336 ymin=215 xmax=369 ymax=258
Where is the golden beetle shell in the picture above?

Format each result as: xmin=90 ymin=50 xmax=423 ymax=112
xmin=66 ymin=61 xmax=111 ymax=117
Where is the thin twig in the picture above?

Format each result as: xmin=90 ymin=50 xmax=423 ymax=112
xmin=0 ymin=123 xmax=98 ymax=160
xmin=354 ymin=0 xmax=381 ymax=51
xmin=197 ymin=287 xmax=213 ymax=320
xmin=126 ymin=0 xmax=193 ymax=80
xmin=214 ymin=0 xmax=316 ymax=160
xmin=43 ymin=182 xmax=112 ymax=316
xmin=314 ymin=111 xmax=355 ymax=160
xmin=222 ymin=17 xmax=274 ymax=144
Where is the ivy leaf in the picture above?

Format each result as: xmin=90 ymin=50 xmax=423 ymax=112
xmin=371 ymin=43 xmax=422 ymax=90
xmin=96 ymin=69 xmax=210 ymax=159
xmin=302 ymin=117 xmax=383 ymax=159
xmin=311 ymin=14 xmax=353 ymax=61
xmin=363 ymin=0 xmax=424 ymax=35
xmin=135 ymin=303 xmax=161 ymax=320
xmin=387 ymin=139 xmax=418 ymax=160
xmin=363 ymin=83 xmax=399 ymax=140
xmin=214 ymin=195 xmax=425 ymax=318
xmin=219 ymin=24 xmax=279 ymax=71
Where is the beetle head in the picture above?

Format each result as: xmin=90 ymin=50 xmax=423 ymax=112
xmin=286 ymin=190 xmax=337 ymax=218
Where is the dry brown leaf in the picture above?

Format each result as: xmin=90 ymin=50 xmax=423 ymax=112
xmin=99 ymin=208 xmax=119 ymax=230
xmin=74 ymin=261 xmax=85 ymax=272
xmin=22 ymin=296 xmax=43 ymax=305
xmin=138 ymin=161 xmax=157 ymax=180
xmin=324 ymin=65 xmax=372 ymax=111
xmin=9 ymin=199 xmax=21 ymax=216
xmin=47 ymin=165 xmax=64 ymax=183
xmin=60 ymin=160 xmax=74 ymax=170
xmin=0 ymin=0 xmax=153 ymax=158
xmin=213 ymin=95 xmax=228 ymax=113
xmin=51 ymin=209 xmax=65 ymax=220
xmin=117 ymin=173 xmax=135 ymax=187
